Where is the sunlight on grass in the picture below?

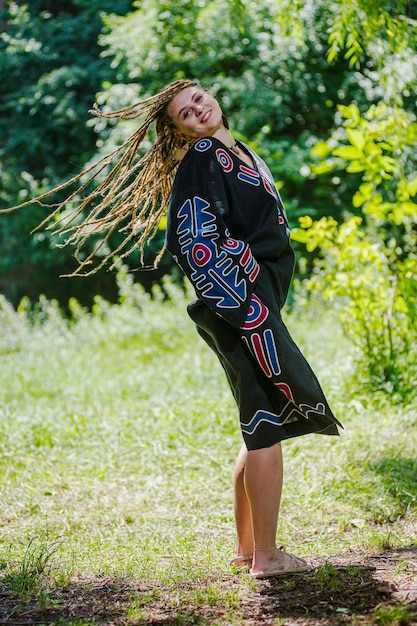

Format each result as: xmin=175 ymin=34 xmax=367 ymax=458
xmin=0 ymin=279 xmax=416 ymax=619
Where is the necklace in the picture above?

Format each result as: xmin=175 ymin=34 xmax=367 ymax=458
xmin=229 ymin=141 xmax=240 ymax=155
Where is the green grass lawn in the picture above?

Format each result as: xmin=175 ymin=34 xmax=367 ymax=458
xmin=0 ymin=280 xmax=416 ymax=624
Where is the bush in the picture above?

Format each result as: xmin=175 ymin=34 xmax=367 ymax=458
xmin=293 ymin=215 xmax=417 ymax=398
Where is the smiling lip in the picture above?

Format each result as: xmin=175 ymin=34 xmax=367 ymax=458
xmin=201 ymin=110 xmax=211 ymax=123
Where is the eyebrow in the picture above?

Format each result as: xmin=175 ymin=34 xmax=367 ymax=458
xmin=177 ymin=90 xmax=200 ymax=119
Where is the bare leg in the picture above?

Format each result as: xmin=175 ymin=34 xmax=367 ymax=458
xmin=233 ymin=443 xmax=253 ymax=558
xmin=232 ymin=443 xmax=283 ymax=567
xmin=233 ymin=442 xmax=307 ymax=575
xmin=244 ymin=444 xmax=283 ymax=572
xmin=244 ymin=443 xmax=308 ymax=574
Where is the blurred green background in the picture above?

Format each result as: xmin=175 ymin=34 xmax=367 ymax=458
xmin=0 ymin=0 xmax=416 ymax=310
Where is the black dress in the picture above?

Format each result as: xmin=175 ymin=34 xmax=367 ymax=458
xmin=166 ymin=137 xmax=342 ymax=450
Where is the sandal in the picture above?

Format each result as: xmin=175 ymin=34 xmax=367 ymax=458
xmin=250 ymin=546 xmax=309 ymax=579
xmin=229 ymin=554 xmax=253 ymax=570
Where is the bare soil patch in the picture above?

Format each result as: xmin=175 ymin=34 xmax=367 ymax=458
xmin=0 ymin=548 xmax=416 ymax=625
xmin=239 ymin=548 xmax=417 ymax=625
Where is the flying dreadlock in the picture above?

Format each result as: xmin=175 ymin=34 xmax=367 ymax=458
xmin=1 ymin=79 xmax=198 ymax=275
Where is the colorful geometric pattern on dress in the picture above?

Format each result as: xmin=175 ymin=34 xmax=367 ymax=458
xmin=240 ymin=293 xmax=328 ymax=434
xmin=216 ymin=148 xmax=234 ymax=173
xmin=194 ymin=138 xmax=213 ymax=152
xmin=175 ymin=196 xmax=259 ymax=311
xmin=241 ymin=294 xmax=281 ymax=377
xmin=241 ymin=401 xmax=326 ymax=435
xmin=213 ymin=145 xmax=286 ymax=226
xmin=238 ymin=165 xmax=260 ymax=186
xmin=275 ymin=382 xmax=294 ymax=402
xmin=257 ymin=163 xmax=279 ymax=199
xmin=241 ymin=294 xmax=269 ymax=330
xmin=250 ymin=155 xmax=289 ymax=230
xmin=242 ymin=329 xmax=281 ymax=378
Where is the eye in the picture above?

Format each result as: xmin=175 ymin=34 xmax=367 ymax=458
xmin=195 ymin=94 xmax=203 ymax=102
xmin=183 ymin=109 xmax=191 ymax=120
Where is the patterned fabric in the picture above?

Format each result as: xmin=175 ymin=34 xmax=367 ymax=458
xmin=166 ymin=137 xmax=342 ymax=449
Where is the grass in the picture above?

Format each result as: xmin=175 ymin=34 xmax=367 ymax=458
xmin=373 ymin=605 xmax=415 ymax=626
xmin=0 ymin=275 xmax=416 ymax=623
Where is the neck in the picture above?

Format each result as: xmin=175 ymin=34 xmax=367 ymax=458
xmin=212 ymin=126 xmax=235 ymax=149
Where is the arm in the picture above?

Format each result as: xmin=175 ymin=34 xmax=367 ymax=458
xmin=166 ymin=150 xmax=259 ymax=328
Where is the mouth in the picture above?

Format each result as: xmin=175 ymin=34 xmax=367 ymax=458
xmin=201 ymin=110 xmax=211 ymax=123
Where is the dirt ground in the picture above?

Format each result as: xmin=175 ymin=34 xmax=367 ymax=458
xmin=0 ymin=548 xmax=416 ymax=625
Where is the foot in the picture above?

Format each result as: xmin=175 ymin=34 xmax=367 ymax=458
xmin=250 ymin=546 xmax=310 ymax=579
xmin=229 ymin=554 xmax=253 ymax=570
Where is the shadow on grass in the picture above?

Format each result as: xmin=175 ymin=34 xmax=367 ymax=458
xmin=244 ymin=547 xmax=417 ymax=624
xmin=0 ymin=549 xmax=416 ymax=625
xmin=0 ymin=576 xmax=207 ymax=626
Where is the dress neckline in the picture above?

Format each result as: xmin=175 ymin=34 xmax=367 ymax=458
xmin=217 ymin=137 xmax=256 ymax=170
xmin=193 ymin=136 xmax=258 ymax=171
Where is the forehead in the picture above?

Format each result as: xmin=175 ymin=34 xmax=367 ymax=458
xmin=168 ymin=86 xmax=202 ymax=117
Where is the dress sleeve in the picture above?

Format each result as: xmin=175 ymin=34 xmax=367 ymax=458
xmin=166 ymin=143 xmax=260 ymax=329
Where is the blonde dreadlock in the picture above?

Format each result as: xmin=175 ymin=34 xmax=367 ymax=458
xmin=1 ymin=79 xmax=198 ymax=275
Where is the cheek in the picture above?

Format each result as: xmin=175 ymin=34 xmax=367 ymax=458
xmin=209 ymin=100 xmax=223 ymax=122
xmin=207 ymin=96 xmax=221 ymax=110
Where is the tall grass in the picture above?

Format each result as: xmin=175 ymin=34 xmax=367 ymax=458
xmin=0 ymin=275 xmax=416 ymax=620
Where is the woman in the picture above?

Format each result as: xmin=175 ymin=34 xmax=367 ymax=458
xmin=2 ymin=79 xmax=341 ymax=578
xmin=164 ymin=83 xmax=341 ymax=578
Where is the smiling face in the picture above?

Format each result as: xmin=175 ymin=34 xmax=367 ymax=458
xmin=167 ymin=86 xmax=224 ymax=139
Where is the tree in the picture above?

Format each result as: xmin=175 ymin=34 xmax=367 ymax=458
xmin=290 ymin=0 xmax=417 ymax=397
xmin=1 ymin=0 xmax=416 ymax=314
xmin=0 ymin=0 xmax=133 ymax=308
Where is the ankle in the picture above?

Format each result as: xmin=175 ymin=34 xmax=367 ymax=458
xmin=254 ymin=546 xmax=277 ymax=552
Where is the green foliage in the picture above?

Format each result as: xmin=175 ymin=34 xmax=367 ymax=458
xmin=325 ymin=0 xmax=417 ymax=85
xmin=98 ymin=0 xmax=369 ymax=232
xmin=0 ymin=1 xmax=130 ymax=179
xmin=294 ymin=88 xmax=417 ymax=398
xmin=293 ymin=215 xmax=417 ymax=397
xmin=101 ymin=1 xmax=353 ymax=142
xmin=1 ymin=0 xmax=417 ymax=308
xmin=312 ymin=103 xmax=417 ymax=224
xmin=0 ymin=0 xmax=133 ymax=306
